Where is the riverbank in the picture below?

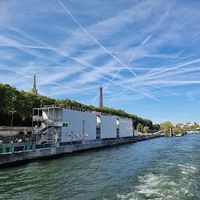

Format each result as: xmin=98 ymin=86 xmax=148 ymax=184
xmin=0 ymin=135 xmax=162 ymax=168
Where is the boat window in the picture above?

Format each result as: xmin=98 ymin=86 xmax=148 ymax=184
xmin=33 ymin=109 xmax=38 ymax=116
xmin=63 ymin=123 xmax=68 ymax=127
xmin=116 ymin=119 xmax=120 ymax=138
xmin=33 ymin=121 xmax=38 ymax=127
xmin=39 ymin=110 xmax=42 ymax=116
xmin=96 ymin=116 xmax=101 ymax=139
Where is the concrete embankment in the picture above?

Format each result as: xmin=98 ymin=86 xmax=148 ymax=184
xmin=0 ymin=135 xmax=162 ymax=167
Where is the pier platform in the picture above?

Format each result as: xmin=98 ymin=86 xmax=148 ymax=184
xmin=0 ymin=135 xmax=162 ymax=167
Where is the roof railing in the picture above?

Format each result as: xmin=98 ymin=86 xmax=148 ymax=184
xmin=35 ymin=105 xmax=132 ymax=119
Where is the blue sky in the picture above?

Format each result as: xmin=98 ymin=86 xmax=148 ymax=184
xmin=0 ymin=0 xmax=200 ymax=124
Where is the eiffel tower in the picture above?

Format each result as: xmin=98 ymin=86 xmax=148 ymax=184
xmin=31 ymin=75 xmax=38 ymax=95
xmin=99 ymin=86 xmax=103 ymax=107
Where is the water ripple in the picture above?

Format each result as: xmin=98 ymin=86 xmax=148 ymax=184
xmin=0 ymin=134 xmax=200 ymax=200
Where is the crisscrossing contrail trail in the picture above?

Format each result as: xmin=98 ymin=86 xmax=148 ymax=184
xmin=57 ymin=0 xmax=138 ymax=78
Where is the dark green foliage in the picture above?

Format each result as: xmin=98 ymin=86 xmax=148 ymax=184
xmin=152 ymin=124 xmax=160 ymax=132
xmin=137 ymin=123 xmax=144 ymax=132
xmin=0 ymin=84 xmax=55 ymax=126
xmin=0 ymin=83 xmax=154 ymax=128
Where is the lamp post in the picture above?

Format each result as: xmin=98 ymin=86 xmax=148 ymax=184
xmin=9 ymin=96 xmax=16 ymax=144
xmin=9 ymin=110 xmax=16 ymax=143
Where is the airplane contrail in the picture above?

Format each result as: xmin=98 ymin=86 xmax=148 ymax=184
xmin=118 ymin=58 xmax=200 ymax=86
xmin=136 ymin=59 xmax=200 ymax=81
xmin=57 ymin=0 xmax=138 ymax=78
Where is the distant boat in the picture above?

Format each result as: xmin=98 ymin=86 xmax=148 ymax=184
xmin=175 ymin=133 xmax=184 ymax=137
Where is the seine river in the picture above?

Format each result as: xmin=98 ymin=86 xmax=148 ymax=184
xmin=0 ymin=134 xmax=200 ymax=200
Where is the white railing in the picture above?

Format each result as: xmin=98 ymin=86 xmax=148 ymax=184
xmin=32 ymin=116 xmax=43 ymax=121
xmin=46 ymin=119 xmax=63 ymax=127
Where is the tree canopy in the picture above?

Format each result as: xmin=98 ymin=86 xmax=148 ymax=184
xmin=160 ymin=121 xmax=174 ymax=135
xmin=0 ymin=83 xmax=155 ymax=129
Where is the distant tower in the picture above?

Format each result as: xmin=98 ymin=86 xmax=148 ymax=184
xmin=99 ymin=86 xmax=103 ymax=107
xmin=31 ymin=75 xmax=38 ymax=95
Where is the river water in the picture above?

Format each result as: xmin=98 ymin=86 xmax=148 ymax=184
xmin=0 ymin=134 xmax=200 ymax=200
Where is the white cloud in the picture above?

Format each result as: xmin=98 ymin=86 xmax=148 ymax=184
xmin=0 ymin=0 xmax=200 ymax=110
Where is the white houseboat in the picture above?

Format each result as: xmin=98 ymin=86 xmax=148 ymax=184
xmin=32 ymin=105 xmax=134 ymax=144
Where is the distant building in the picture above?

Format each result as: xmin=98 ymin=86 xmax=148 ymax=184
xmin=31 ymin=75 xmax=38 ymax=95
xmin=176 ymin=122 xmax=199 ymax=128
xmin=185 ymin=122 xmax=195 ymax=127
xmin=176 ymin=123 xmax=184 ymax=128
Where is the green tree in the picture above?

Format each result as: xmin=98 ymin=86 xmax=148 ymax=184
xmin=152 ymin=124 xmax=160 ymax=132
xmin=0 ymin=83 xmax=158 ymax=129
xmin=137 ymin=123 xmax=144 ymax=133
xmin=143 ymin=126 xmax=150 ymax=133
xmin=160 ymin=121 xmax=174 ymax=136
xmin=173 ymin=127 xmax=184 ymax=135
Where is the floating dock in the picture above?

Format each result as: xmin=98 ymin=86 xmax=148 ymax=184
xmin=0 ymin=105 xmax=163 ymax=167
xmin=0 ymin=135 xmax=162 ymax=167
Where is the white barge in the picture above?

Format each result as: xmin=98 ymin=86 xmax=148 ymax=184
xmin=0 ymin=105 xmax=162 ymax=167
xmin=32 ymin=105 xmax=135 ymax=144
